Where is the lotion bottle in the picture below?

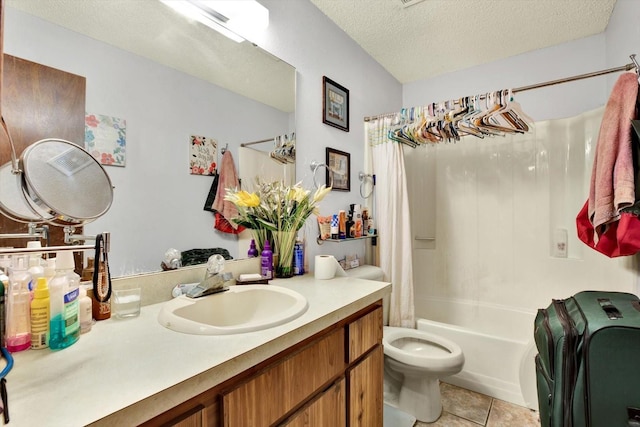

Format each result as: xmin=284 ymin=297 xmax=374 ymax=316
xmin=6 ymin=256 xmax=32 ymax=352
xmin=260 ymin=240 xmax=273 ymax=279
xmin=30 ymin=277 xmax=50 ymax=349
xmin=79 ymin=286 xmax=92 ymax=334
xmin=49 ymin=251 xmax=80 ymax=350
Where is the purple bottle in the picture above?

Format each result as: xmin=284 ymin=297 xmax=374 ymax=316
xmin=260 ymin=240 xmax=273 ymax=279
xmin=247 ymin=239 xmax=259 ymax=258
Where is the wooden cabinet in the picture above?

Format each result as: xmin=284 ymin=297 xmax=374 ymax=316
xmin=348 ymin=346 xmax=384 ymax=427
xmin=222 ymin=328 xmax=346 ymax=427
xmin=147 ymin=301 xmax=383 ymax=427
xmin=281 ymin=379 xmax=346 ymax=427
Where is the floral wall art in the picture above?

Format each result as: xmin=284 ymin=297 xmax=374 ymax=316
xmin=85 ymin=113 xmax=126 ymax=166
xmin=190 ymin=135 xmax=218 ymax=175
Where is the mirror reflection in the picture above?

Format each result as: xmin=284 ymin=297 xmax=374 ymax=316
xmin=2 ymin=0 xmax=296 ymax=277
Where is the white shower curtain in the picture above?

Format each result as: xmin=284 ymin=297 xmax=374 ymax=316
xmin=366 ymin=117 xmax=415 ymax=328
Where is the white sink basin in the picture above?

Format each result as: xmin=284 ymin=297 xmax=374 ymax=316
xmin=158 ymin=285 xmax=308 ymax=335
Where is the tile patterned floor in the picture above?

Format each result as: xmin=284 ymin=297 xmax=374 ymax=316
xmin=412 ymin=382 xmax=541 ymax=426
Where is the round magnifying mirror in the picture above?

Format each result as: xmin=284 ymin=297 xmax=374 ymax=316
xmin=0 ymin=161 xmax=47 ymax=223
xmin=19 ymin=138 xmax=113 ymax=225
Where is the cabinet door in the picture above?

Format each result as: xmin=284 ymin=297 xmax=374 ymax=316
xmin=223 ymin=328 xmax=345 ymax=427
xmin=348 ymin=306 xmax=382 ymax=363
xmin=348 ymin=345 xmax=383 ymax=427
xmin=281 ymin=378 xmax=346 ymax=427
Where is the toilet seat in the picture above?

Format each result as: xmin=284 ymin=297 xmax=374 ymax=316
xmin=383 ymin=326 xmax=464 ymax=371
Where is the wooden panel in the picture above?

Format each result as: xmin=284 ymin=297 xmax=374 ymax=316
xmin=348 ymin=306 xmax=382 ymax=363
xmin=202 ymin=400 xmax=220 ymax=427
xmin=171 ymin=410 xmax=202 ymax=427
xmin=0 ymin=54 xmax=86 ymax=249
xmin=348 ymin=346 xmax=383 ymax=427
xmin=223 ymin=328 xmax=346 ymax=427
xmin=281 ymin=378 xmax=346 ymax=427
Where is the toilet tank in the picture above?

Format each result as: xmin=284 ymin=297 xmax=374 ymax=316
xmin=345 ymin=265 xmax=390 ymax=325
xmin=344 ymin=265 xmax=384 ymax=281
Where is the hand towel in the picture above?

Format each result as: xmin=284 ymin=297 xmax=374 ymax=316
xmin=588 ymin=72 xmax=639 ymax=238
xmin=212 ymin=150 xmax=242 ymax=232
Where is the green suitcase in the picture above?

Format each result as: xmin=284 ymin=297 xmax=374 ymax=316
xmin=535 ymin=291 xmax=640 ymax=427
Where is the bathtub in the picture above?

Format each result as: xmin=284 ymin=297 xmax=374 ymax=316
xmin=416 ymin=297 xmax=538 ymax=410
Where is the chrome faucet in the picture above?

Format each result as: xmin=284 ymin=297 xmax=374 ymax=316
xmin=186 ymin=254 xmax=232 ymax=298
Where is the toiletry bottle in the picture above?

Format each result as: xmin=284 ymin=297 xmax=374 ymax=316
xmin=293 ymin=242 xmax=304 ymax=275
xmin=0 ymin=267 xmax=7 ymax=348
xmin=338 ymin=210 xmax=347 ymax=239
xmin=49 ymin=251 xmax=80 ymax=350
xmin=330 ymin=214 xmax=339 ymax=240
xmin=247 ymin=239 xmax=259 ymax=258
xmin=28 ymin=251 xmax=44 ymax=297
xmin=30 ymin=277 xmax=50 ymax=349
xmin=90 ymin=260 xmax=111 ymax=321
xmin=346 ymin=213 xmax=355 ymax=238
xmin=78 ymin=286 xmax=92 ymax=334
xmin=260 ymin=240 xmax=273 ymax=279
xmin=6 ymin=256 xmax=32 ymax=352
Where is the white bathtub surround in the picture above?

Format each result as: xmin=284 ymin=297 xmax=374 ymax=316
xmin=367 ymin=117 xmax=415 ymax=328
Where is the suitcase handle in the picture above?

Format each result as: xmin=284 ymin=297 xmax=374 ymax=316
xmin=597 ymin=298 xmax=623 ymax=319
xmin=628 ymin=407 xmax=640 ymax=426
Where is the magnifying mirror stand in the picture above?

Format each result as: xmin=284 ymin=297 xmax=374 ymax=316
xmin=0 ymin=223 xmax=49 ymax=245
xmin=64 ymin=226 xmax=99 ymax=245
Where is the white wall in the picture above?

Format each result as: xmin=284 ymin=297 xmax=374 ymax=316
xmin=3 ymin=2 xmax=402 ymax=276
xmin=255 ymin=0 xmax=402 ymax=267
xmin=402 ymin=0 xmax=640 ymax=314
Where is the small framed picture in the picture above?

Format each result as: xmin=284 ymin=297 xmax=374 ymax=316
xmin=322 ymin=76 xmax=349 ymax=132
xmin=326 ymin=147 xmax=350 ymax=191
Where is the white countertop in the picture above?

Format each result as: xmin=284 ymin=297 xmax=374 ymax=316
xmin=6 ymin=274 xmax=390 ymax=426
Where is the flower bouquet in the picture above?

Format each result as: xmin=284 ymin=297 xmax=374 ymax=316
xmin=225 ymin=179 xmax=331 ymax=277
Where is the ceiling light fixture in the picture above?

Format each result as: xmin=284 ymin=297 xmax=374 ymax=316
xmin=159 ymin=0 xmax=269 ymax=43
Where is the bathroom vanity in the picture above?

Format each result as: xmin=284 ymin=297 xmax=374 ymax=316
xmin=6 ymin=271 xmax=390 ymax=426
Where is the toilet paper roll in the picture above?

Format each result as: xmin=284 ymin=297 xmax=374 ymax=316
xmin=314 ymin=255 xmax=347 ymax=280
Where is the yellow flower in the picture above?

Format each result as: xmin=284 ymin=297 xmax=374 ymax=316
xmin=235 ymin=190 xmax=260 ymax=207
xmin=313 ymin=184 xmax=331 ymax=203
xmin=288 ymin=186 xmax=308 ymax=203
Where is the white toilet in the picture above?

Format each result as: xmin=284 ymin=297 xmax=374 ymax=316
xmin=346 ymin=265 xmax=465 ymax=423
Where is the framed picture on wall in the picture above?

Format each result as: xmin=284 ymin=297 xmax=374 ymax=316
xmin=326 ymin=147 xmax=350 ymax=191
xmin=322 ymin=76 xmax=349 ymax=132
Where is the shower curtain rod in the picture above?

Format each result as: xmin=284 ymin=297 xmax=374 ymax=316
xmin=240 ymin=138 xmax=273 ymax=147
xmin=364 ymin=54 xmax=640 ymax=122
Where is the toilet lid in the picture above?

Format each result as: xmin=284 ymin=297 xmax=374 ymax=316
xmin=383 ymin=326 xmax=464 ymax=370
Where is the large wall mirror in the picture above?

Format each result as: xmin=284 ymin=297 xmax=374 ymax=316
xmin=3 ymin=0 xmax=296 ymax=277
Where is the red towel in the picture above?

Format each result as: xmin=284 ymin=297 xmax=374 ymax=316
xmin=211 ymin=150 xmax=244 ymax=233
xmin=588 ymin=72 xmax=638 ymax=239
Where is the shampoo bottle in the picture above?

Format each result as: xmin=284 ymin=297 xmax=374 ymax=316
xmin=30 ymin=277 xmax=50 ymax=349
xmin=6 ymin=256 xmax=32 ymax=352
xmin=260 ymin=240 xmax=273 ymax=279
xmin=49 ymin=251 xmax=80 ymax=350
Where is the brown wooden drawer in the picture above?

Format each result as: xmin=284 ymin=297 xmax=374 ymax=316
xmin=348 ymin=306 xmax=383 ymax=363
xmin=348 ymin=345 xmax=383 ymax=427
xmin=222 ymin=328 xmax=346 ymax=427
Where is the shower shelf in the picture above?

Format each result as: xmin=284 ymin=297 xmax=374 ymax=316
xmin=316 ymin=235 xmax=377 ymax=245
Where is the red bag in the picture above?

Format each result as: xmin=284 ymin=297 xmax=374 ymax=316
xmin=576 ymin=200 xmax=640 ymax=257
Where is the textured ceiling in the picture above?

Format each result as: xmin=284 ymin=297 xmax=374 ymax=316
xmin=6 ymin=0 xmax=296 ymax=113
xmin=310 ymin=0 xmax=617 ymax=83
